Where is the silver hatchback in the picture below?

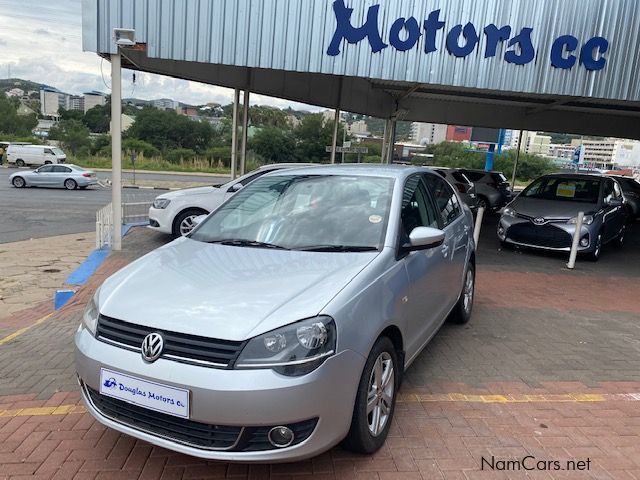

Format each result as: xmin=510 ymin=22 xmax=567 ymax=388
xmin=75 ymin=165 xmax=476 ymax=462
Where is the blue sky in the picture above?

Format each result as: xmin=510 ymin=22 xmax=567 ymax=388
xmin=0 ymin=0 xmax=319 ymax=109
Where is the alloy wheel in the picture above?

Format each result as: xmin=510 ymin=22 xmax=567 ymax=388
xmin=366 ymin=352 xmax=395 ymax=437
xmin=463 ymin=268 xmax=474 ymax=314
xmin=64 ymin=179 xmax=76 ymax=190
xmin=13 ymin=177 xmax=25 ymax=188
xmin=179 ymin=215 xmax=198 ymax=236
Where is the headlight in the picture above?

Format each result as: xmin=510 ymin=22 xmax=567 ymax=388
xmin=152 ymin=198 xmax=171 ymax=209
xmin=567 ymin=215 xmax=594 ymax=225
xmin=235 ymin=316 xmax=336 ymax=376
xmin=82 ymin=289 xmax=100 ymax=335
xmin=502 ymin=207 xmax=517 ymax=218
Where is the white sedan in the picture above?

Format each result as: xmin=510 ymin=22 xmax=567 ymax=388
xmin=149 ymin=164 xmax=317 ymax=237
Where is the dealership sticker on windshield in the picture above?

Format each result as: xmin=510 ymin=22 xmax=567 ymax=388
xmin=556 ymin=182 xmax=577 ymax=198
xmin=99 ymin=368 xmax=189 ymax=418
xmin=369 ymin=214 xmax=383 ymax=224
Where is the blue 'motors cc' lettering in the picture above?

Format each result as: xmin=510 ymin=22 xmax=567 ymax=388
xmin=423 ymin=9 xmax=446 ymax=54
xmin=504 ymin=28 xmax=535 ymax=65
xmin=446 ymin=23 xmax=479 ymax=57
xmin=580 ymin=37 xmax=609 ymax=71
xmin=389 ymin=17 xmax=422 ymax=51
xmin=551 ymin=35 xmax=579 ymax=69
xmin=327 ymin=0 xmax=387 ymax=56
xmin=483 ymin=24 xmax=511 ymax=58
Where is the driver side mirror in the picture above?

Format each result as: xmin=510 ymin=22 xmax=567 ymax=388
xmin=404 ymin=227 xmax=445 ymax=251
xmin=230 ymin=183 xmax=244 ymax=192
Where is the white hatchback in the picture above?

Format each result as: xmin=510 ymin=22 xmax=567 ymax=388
xmin=149 ymin=164 xmax=317 ymax=236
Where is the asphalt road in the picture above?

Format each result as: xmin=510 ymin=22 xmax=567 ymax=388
xmin=0 ymin=168 xmax=159 ymax=244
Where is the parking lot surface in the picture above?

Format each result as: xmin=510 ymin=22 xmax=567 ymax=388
xmin=0 ymin=217 xmax=638 ymax=479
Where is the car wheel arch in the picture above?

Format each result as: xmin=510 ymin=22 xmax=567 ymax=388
xmin=376 ymin=326 xmax=404 ymax=374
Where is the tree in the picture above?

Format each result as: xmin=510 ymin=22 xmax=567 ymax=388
xmin=251 ymin=127 xmax=296 ymax=163
xmin=84 ymin=104 xmax=110 ymax=133
xmin=293 ymin=114 xmax=347 ymax=162
xmin=0 ymin=96 xmax=37 ymax=136
xmin=58 ymin=108 xmax=84 ymax=122
xmin=48 ymin=119 xmax=91 ymax=155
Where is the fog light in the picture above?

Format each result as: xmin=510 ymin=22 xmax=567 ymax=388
xmin=268 ymin=426 xmax=294 ymax=448
xmin=580 ymin=237 xmax=589 ymax=247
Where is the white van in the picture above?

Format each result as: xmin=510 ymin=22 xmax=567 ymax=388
xmin=6 ymin=145 xmax=67 ymax=167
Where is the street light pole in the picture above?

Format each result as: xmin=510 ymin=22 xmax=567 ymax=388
xmin=110 ymin=51 xmax=122 ymax=251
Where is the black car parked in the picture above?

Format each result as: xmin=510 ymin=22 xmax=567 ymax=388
xmin=459 ymin=169 xmax=513 ymax=210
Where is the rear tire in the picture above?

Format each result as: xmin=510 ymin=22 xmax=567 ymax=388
xmin=16 ymin=159 xmax=25 ymax=167
xmin=12 ymin=176 xmax=25 ymax=188
xmin=64 ymin=179 xmax=77 ymax=190
xmin=448 ymin=263 xmax=475 ymax=324
xmin=342 ymin=337 xmax=399 ymax=454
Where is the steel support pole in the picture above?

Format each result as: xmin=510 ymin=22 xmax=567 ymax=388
xmin=230 ymin=89 xmax=240 ymax=180
xmin=110 ymin=52 xmax=122 ymax=251
xmin=380 ymin=120 xmax=389 ymax=163
xmin=240 ymin=89 xmax=249 ymax=176
xmin=567 ymin=211 xmax=584 ymax=269
xmin=330 ymin=108 xmax=340 ymax=164
xmin=387 ymin=120 xmax=397 ymax=164
xmin=511 ymin=130 xmax=523 ymax=190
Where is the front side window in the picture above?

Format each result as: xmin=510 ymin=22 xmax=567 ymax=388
xmin=37 ymin=165 xmax=54 ymax=173
xmin=191 ymin=174 xmax=394 ymax=251
xmin=400 ymin=175 xmax=439 ymax=238
xmin=423 ymin=174 xmax=461 ymax=227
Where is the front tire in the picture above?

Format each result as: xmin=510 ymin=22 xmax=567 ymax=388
xmin=64 ymin=179 xmax=77 ymax=190
xmin=343 ymin=337 xmax=399 ymax=454
xmin=173 ymin=208 xmax=208 ymax=237
xmin=16 ymin=159 xmax=25 ymax=167
xmin=448 ymin=263 xmax=475 ymax=324
xmin=12 ymin=176 xmax=25 ymax=188
xmin=588 ymin=232 xmax=603 ymax=261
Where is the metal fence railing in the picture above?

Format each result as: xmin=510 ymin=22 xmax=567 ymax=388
xmin=96 ymin=201 xmax=153 ymax=249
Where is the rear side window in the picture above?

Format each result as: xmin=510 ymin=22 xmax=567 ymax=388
xmin=464 ymin=171 xmax=485 ymax=182
xmin=52 ymin=166 xmax=71 ymax=173
xmin=491 ymin=173 xmax=508 ymax=183
xmin=423 ymin=174 xmax=462 ymax=227
xmin=452 ymin=172 xmax=471 ymax=184
xmin=37 ymin=165 xmax=54 ymax=173
xmin=435 ymin=170 xmax=447 ymax=179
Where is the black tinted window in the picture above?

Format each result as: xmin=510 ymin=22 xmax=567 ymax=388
xmin=452 ymin=172 xmax=471 ymax=184
xmin=52 ymin=166 xmax=71 ymax=173
xmin=464 ymin=171 xmax=485 ymax=182
xmin=423 ymin=174 xmax=462 ymax=227
xmin=400 ymin=176 xmax=439 ymax=237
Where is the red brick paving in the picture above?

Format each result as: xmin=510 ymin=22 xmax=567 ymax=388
xmin=0 ymin=382 xmax=638 ymax=480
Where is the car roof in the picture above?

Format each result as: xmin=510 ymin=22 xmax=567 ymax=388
xmin=258 ymin=163 xmax=319 ymax=171
xmin=265 ymin=163 xmax=433 ymax=180
xmin=547 ymin=172 xmax=606 ymax=179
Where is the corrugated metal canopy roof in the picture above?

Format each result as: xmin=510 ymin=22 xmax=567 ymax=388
xmin=83 ymin=0 xmax=640 ymax=139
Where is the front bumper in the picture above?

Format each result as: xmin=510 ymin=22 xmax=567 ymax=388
xmin=75 ymin=327 xmax=365 ymax=462
xmin=497 ymin=216 xmax=594 ymax=252
xmin=148 ymin=206 xmax=174 ymax=234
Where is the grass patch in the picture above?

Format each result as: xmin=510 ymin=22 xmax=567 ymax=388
xmin=71 ymin=156 xmax=231 ymax=175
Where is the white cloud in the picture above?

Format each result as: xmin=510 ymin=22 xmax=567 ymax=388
xmin=0 ymin=0 xmax=323 ymax=111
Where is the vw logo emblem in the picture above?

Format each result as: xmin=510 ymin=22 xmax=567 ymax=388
xmin=533 ymin=217 xmax=546 ymax=225
xmin=141 ymin=333 xmax=164 ymax=363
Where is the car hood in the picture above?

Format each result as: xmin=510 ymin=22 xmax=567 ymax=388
xmin=156 ymin=185 xmax=223 ymax=200
xmin=98 ymin=238 xmax=378 ymax=341
xmin=509 ymin=197 xmax=598 ymax=219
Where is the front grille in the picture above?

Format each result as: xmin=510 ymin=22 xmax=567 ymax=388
xmin=507 ymin=223 xmax=572 ymax=249
xmin=85 ymin=385 xmax=318 ymax=452
xmin=96 ymin=315 xmax=245 ymax=368
xmin=86 ymin=386 xmax=242 ymax=450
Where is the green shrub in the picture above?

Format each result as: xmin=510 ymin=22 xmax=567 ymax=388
xmin=165 ymin=148 xmax=196 ymax=163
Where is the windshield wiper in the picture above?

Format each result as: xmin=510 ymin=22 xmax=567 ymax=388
xmin=207 ymin=239 xmax=290 ymax=250
xmin=295 ymin=245 xmax=379 ymax=252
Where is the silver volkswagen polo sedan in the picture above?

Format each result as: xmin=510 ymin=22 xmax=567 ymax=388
xmin=75 ymin=165 xmax=476 ymax=462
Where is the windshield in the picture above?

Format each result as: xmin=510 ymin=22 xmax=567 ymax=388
xmin=191 ymin=174 xmax=395 ymax=251
xmin=522 ymin=177 xmax=601 ymax=203
xmin=52 ymin=147 xmax=65 ymax=156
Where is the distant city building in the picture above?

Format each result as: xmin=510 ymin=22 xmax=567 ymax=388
xmin=411 ymin=122 xmax=447 ymax=145
xmin=321 ymin=109 xmax=346 ymax=125
xmin=152 ymin=98 xmax=179 ymax=110
xmin=33 ymin=119 xmax=57 ymax=137
xmin=5 ymin=88 xmax=24 ymax=98
xmin=445 ymin=125 xmax=472 ymax=142
xmin=68 ymin=95 xmax=85 ymax=111
xmin=564 ymin=138 xmax=640 ymax=168
xmin=177 ymin=106 xmax=199 ymax=117
xmin=520 ymin=131 xmax=551 ymax=155
xmin=502 ymin=129 xmax=520 ymax=149
xmin=40 ymin=87 xmax=67 ymax=117
xmin=348 ymin=120 xmax=369 ymax=136
xmin=84 ymin=91 xmax=106 ymax=113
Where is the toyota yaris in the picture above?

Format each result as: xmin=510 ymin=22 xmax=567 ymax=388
xmin=75 ymin=165 xmax=476 ymax=462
